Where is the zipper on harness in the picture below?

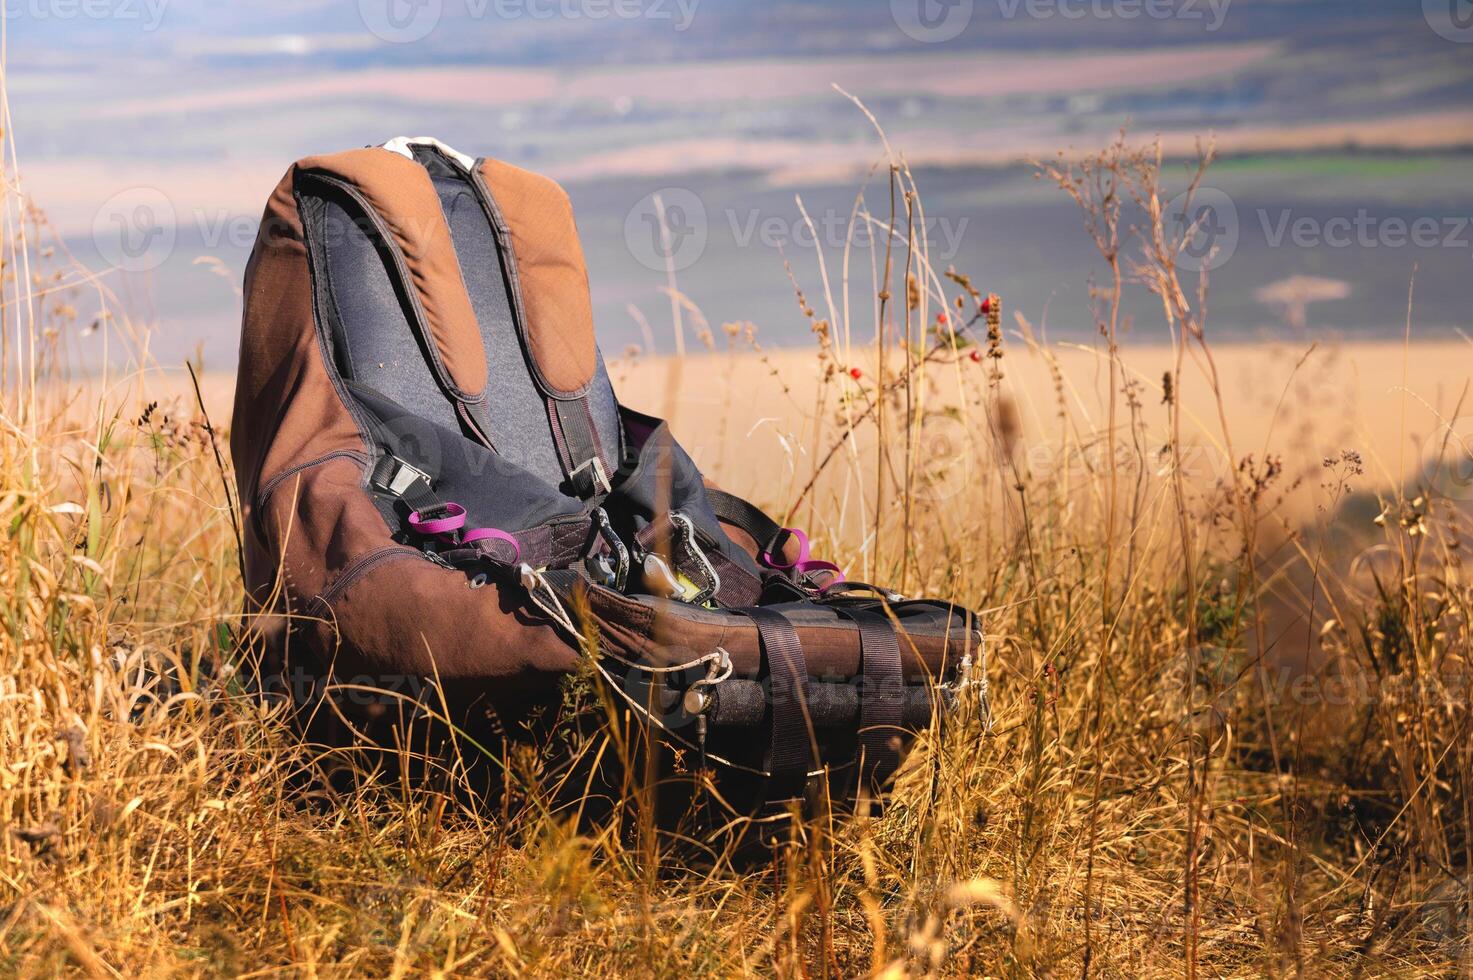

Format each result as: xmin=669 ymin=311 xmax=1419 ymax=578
xmin=312 ymin=547 xmax=429 ymax=613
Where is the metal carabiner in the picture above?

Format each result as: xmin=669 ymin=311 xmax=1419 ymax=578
xmin=588 ymin=507 xmax=630 ymax=592
xmin=668 ymin=512 xmax=721 ymax=606
xmin=682 ymin=647 xmax=733 ymax=752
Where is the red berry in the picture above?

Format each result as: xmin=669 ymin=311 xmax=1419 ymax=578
xmin=969 ymin=350 xmax=982 ymax=363
xmin=979 ymin=296 xmax=992 ymax=314
xmin=937 ymin=312 xmax=949 ymax=325
xmin=849 ymin=367 xmax=863 ymax=380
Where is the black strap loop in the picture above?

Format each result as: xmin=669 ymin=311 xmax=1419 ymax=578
xmin=738 ymin=607 xmax=818 ymax=778
xmin=839 ymin=608 xmax=905 ymax=791
xmin=706 ymin=488 xmax=786 ymax=557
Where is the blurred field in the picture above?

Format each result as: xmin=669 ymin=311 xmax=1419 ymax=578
xmin=611 ymin=338 xmax=1471 ymax=518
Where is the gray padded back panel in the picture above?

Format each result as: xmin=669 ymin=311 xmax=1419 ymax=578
xmin=429 ymin=171 xmax=569 ymax=488
xmin=418 ymin=149 xmax=622 ymax=485
xmin=308 ymin=188 xmax=462 ymax=436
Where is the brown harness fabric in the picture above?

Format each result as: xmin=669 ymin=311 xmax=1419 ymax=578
xmin=476 ymin=158 xmax=598 ymax=398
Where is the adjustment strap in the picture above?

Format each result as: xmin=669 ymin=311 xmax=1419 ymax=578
xmin=838 ymin=608 xmax=905 ymax=790
xmin=707 ymin=489 xmax=845 ymax=589
xmin=738 ymin=608 xmax=817 ymax=778
xmin=705 ymin=549 xmax=762 ymax=607
xmin=551 ymin=397 xmax=612 ymax=498
xmin=706 ymin=488 xmax=785 ymax=556
xmin=370 ymin=453 xmax=450 ymax=521
xmin=438 ymin=519 xmax=594 ymax=571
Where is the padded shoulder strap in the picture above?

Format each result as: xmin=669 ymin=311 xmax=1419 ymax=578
xmin=296 ymin=147 xmax=489 ymax=401
xmin=475 ymin=158 xmax=598 ymax=398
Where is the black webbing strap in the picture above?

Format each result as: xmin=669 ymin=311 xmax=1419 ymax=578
xmin=370 ymin=453 xmax=451 ymax=522
xmin=458 ymin=398 xmax=498 ymax=452
xmin=540 ymin=567 xmax=587 ymax=602
xmin=552 ymin=397 xmax=611 ymax=499
xmin=705 ymin=549 xmax=762 ymax=607
xmin=838 ymin=607 xmax=905 ymax=790
xmin=738 ymin=607 xmax=817 ymax=778
xmin=440 ymin=519 xmax=594 ymax=571
xmin=706 ymin=488 xmax=785 ymax=556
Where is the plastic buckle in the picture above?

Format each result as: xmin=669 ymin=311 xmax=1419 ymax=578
xmin=570 ymin=457 xmax=612 ymax=498
xmin=373 ymin=455 xmax=432 ymax=498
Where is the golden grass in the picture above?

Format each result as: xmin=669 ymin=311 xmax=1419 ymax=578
xmin=4 ymin=108 xmax=1473 ymax=977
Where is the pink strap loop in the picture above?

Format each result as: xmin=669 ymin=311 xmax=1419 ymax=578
xmin=761 ymin=527 xmax=847 ymax=589
xmin=761 ymin=527 xmax=810 ymax=570
xmin=409 ymin=505 xmax=520 ymax=563
xmin=409 ymin=502 xmax=466 ymax=537
xmin=798 ymin=559 xmax=846 ymax=590
xmin=462 ymin=527 xmax=522 ymax=563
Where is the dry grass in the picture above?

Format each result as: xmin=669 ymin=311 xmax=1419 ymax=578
xmin=4 ymin=94 xmax=1473 ymax=977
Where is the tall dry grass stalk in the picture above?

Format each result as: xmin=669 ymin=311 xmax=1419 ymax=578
xmin=2 ymin=70 xmax=1471 ymax=976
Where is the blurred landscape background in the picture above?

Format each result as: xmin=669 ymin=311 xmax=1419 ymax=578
xmin=10 ymin=0 xmax=1473 ymax=370
xmin=8 ymin=6 xmax=1473 ymax=973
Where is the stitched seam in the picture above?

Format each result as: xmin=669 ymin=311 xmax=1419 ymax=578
xmin=470 ymin=162 xmax=594 ymax=400
xmin=258 ymin=451 xmax=369 ymax=509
